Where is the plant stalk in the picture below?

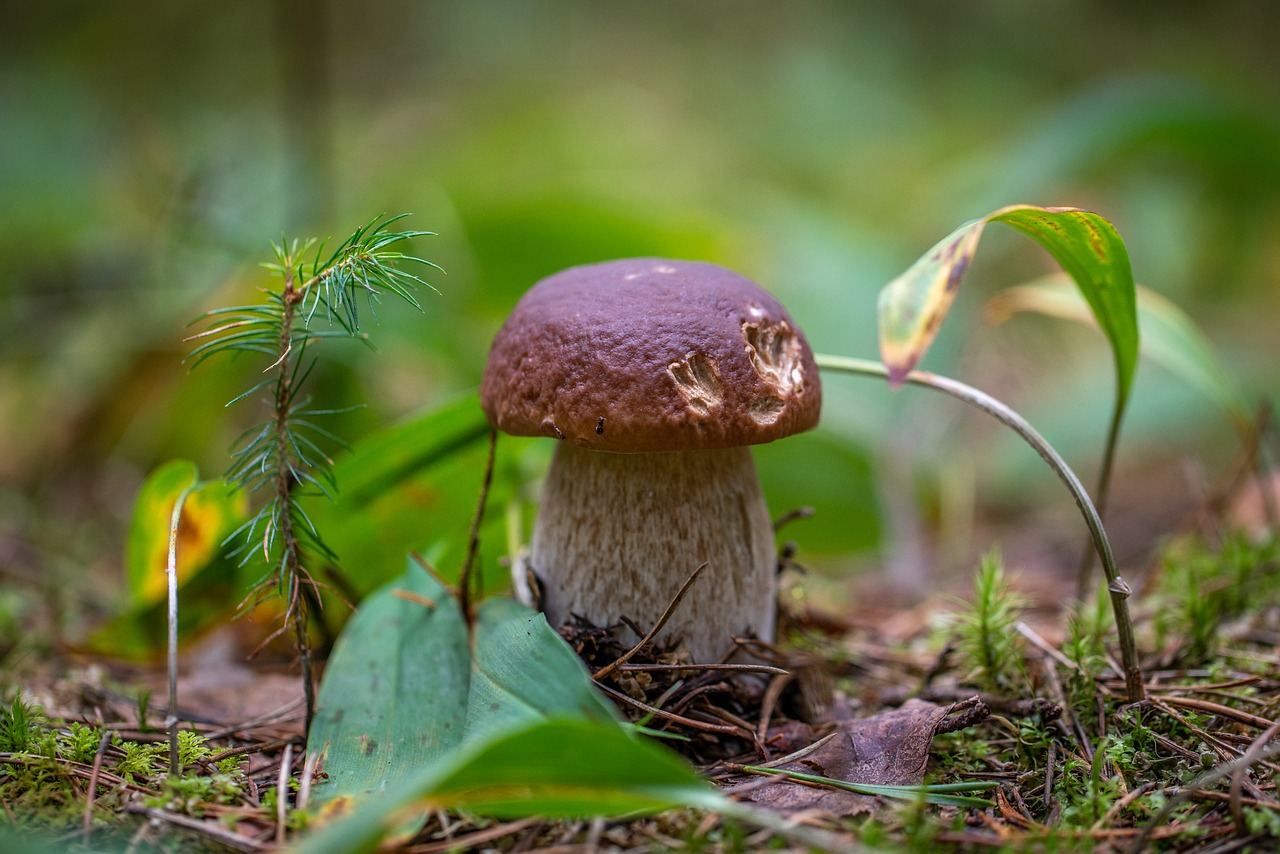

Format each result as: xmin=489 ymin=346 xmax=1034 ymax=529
xmin=459 ymin=429 xmax=498 ymax=623
xmin=166 ymin=478 xmax=199 ymax=775
xmin=275 ymin=265 xmax=316 ymax=737
xmin=1074 ymin=399 xmax=1125 ymax=598
xmin=815 ymin=353 xmax=1145 ymax=702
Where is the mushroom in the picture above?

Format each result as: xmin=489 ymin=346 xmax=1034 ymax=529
xmin=480 ymin=258 xmax=821 ymax=661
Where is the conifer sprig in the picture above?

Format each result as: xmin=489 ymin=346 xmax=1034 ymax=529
xmin=185 ymin=214 xmax=436 ymax=734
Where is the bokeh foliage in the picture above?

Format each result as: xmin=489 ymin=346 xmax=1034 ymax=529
xmin=2 ymin=2 xmax=1279 ymax=646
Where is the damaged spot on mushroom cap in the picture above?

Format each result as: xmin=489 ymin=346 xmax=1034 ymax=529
xmin=742 ymin=319 xmax=805 ymax=395
xmin=749 ymin=395 xmax=786 ymax=425
xmin=667 ymin=352 xmax=724 ymax=416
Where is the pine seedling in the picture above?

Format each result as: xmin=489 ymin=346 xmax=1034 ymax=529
xmin=185 ymin=214 xmax=437 ymax=733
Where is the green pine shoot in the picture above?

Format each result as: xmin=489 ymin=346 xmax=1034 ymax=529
xmin=185 ymin=214 xmax=437 ymax=734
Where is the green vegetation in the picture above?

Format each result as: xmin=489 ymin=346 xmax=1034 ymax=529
xmin=4 ymin=531 xmax=1276 ymax=850
xmin=3 ymin=4 xmax=1279 ymax=852
xmin=183 ymin=215 xmax=436 ymax=730
xmin=2 ymin=205 xmax=1275 ymax=851
xmin=0 ymin=695 xmax=270 ymax=834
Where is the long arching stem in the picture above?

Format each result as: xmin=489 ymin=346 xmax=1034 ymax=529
xmin=815 ymin=353 xmax=1145 ymax=703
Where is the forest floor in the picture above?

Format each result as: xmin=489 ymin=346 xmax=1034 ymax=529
xmin=3 ymin=467 xmax=1279 ymax=852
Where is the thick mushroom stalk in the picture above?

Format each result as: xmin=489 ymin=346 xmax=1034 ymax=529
xmin=529 ymin=443 xmax=775 ymax=661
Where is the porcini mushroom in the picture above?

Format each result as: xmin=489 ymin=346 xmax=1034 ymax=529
xmin=480 ymin=258 xmax=821 ymax=661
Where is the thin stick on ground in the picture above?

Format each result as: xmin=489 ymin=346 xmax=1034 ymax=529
xmin=125 ymin=804 xmax=269 ymax=853
xmin=459 ymin=428 xmax=497 ymax=621
xmin=82 ymin=729 xmax=113 ymax=844
xmin=595 ymin=682 xmax=738 ymax=735
xmin=276 ymin=742 xmax=293 ymax=846
xmin=1228 ymin=718 xmax=1280 ymax=832
xmin=593 ymin=562 xmax=708 ymax=682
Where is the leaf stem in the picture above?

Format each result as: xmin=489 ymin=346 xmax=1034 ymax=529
xmin=1075 ymin=399 xmax=1126 ymax=598
xmin=166 ymin=475 xmax=200 ymax=776
xmin=815 ymin=353 xmax=1145 ymax=703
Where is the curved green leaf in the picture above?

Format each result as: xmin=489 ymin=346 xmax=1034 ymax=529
xmin=987 ymin=206 xmax=1138 ymax=408
xmin=417 ymin=718 xmax=719 ymax=818
xmin=877 ymin=205 xmax=1138 ymax=408
xmin=298 ymin=719 xmax=721 ymax=854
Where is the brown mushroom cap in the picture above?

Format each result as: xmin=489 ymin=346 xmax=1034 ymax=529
xmin=480 ymin=258 xmax=821 ymax=453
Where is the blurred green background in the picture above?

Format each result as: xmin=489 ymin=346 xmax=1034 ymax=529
xmin=3 ymin=1 xmax=1278 ymax=648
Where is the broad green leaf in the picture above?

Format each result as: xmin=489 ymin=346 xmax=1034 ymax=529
xmin=877 ymin=205 xmax=1138 ymax=409
xmin=308 ymin=559 xmax=625 ymax=821
xmin=297 ymin=719 xmax=722 ymax=854
xmin=125 ymin=460 xmax=246 ymax=608
xmin=418 ymin=718 xmax=720 ymax=818
xmin=307 ymin=561 xmax=470 ymax=810
xmin=987 ymin=276 xmax=1249 ymax=429
xmin=465 ymin=595 xmax=619 ymax=746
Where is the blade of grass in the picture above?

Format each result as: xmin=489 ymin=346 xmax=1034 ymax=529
xmin=736 ymin=765 xmax=998 ymax=808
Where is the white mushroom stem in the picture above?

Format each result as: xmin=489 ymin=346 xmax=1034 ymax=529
xmin=525 ymin=441 xmax=777 ymax=662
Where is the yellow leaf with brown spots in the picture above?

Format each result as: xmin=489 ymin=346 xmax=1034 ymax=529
xmin=125 ymin=460 xmax=248 ymax=608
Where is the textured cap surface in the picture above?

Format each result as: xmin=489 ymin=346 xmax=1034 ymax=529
xmin=480 ymin=258 xmax=821 ymax=452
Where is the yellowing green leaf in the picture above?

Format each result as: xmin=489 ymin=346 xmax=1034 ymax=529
xmin=987 ymin=206 xmax=1138 ymax=407
xmin=877 ymin=205 xmax=1138 ymax=408
xmin=125 ymin=461 xmax=247 ymax=608
xmin=877 ymin=217 xmax=986 ymax=387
